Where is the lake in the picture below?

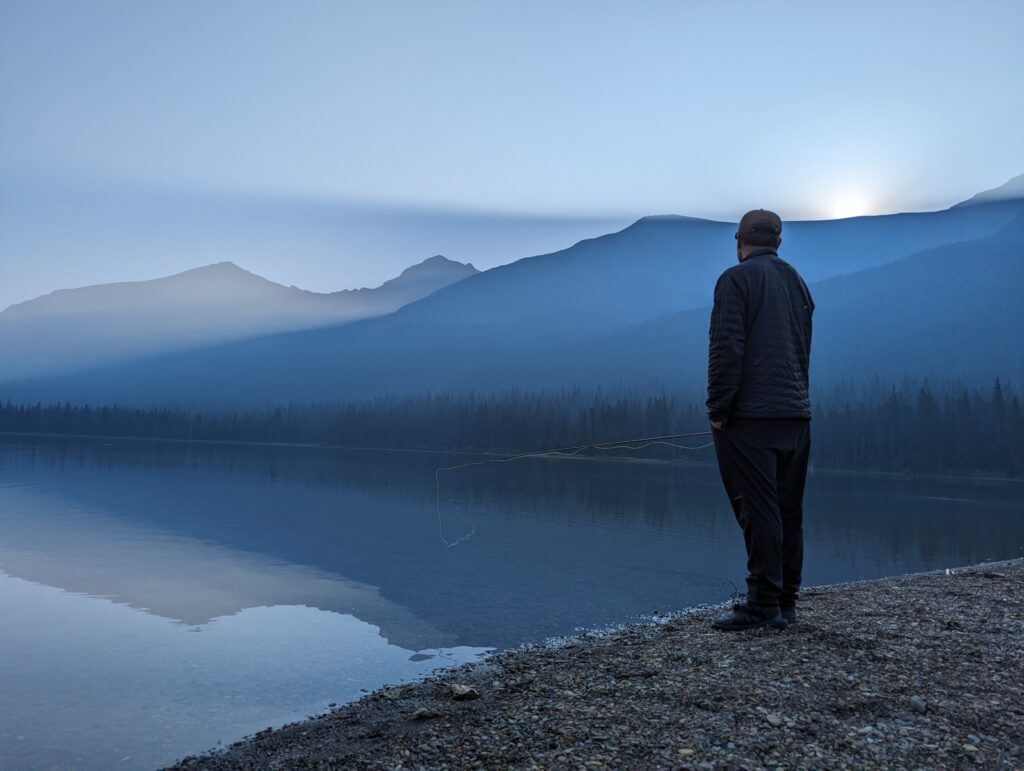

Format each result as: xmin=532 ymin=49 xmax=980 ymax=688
xmin=1 ymin=435 xmax=1022 ymax=769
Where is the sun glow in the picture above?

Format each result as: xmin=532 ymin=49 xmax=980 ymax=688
xmin=828 ymin=195 xmax=872 ymax=220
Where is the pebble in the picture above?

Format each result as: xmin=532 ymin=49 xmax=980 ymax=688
xmin=910 ymin=695 xmax=927 ymax=714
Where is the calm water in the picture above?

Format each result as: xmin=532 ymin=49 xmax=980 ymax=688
xmin=1 ymin=436 xmax=1022 ymax=769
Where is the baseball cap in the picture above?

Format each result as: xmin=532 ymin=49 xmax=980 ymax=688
xmin=735 ymin=209 xmax=782 ymax=245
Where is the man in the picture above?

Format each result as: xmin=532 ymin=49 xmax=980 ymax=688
xmin=706 ymin=209 xmax=814 ymax=631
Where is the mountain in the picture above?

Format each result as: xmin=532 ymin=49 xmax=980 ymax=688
xmin=0 ymin=255 xmax=477 ymax=379
xmin=0 ymin=479 xmax=458 ymax=649
xmin=310 ymin=206 xmax=1024 ymax=398
xmin=334 ymin=197 xmax=1024 ymax=341
xmin=566 ymin=206 xmax=1024 ymax=392
xmin=952 ymin=173 xmax=1024 ymax=208
xmin=4 ymin=180 xmax=1023 ymax=406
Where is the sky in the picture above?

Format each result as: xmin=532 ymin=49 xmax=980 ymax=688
xmin=2 ymin=0 xmax=1023 ymax=309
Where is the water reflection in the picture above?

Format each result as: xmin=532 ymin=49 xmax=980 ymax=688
xmin=0 ymin=436 xmax=1022 ymax=768
xmin=0 ymin=484 xmax=458 ymax=648
xmin=3 ymin=436 xmax=1022 ymax=646
xmin=0 ymin=572 xmax=486 ymax=769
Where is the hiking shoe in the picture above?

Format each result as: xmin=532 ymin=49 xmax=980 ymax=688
xmin=711 ymin=603 xmax=787 ymax=632
xmin=780 ymin=606 xmax=798 ymax=625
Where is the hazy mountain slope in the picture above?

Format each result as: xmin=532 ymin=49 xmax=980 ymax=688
xmin=0 ymin=255 xmax=477 ymax=379
xmin=809 ymin=208 xmax=1024 ymax=386
xmin=5 ymin=190 xmax=1023 ymax=407
xmin=347 ymin=254 xmax=480 ymax=308
xmin=550 ymin=208 xmax=1024 ymax=393
xmin=952 ymin=173 xmax=1024 ymax=208
xmin=359 ymin=197 xmax=1024 ymax=338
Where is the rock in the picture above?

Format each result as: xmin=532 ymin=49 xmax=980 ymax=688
xmin=963 ymin=744 xmax=979 ymax=752
xmin=450 ymin=684 xmax=481 ymax=701
xmin=765 ymin=714 xmax=782 ymax=727
xmin=910 ymin=695 xmax=927 ymax=714
xmin=381 ymin=687 xmax=405 ymax=700
xmin=678 ymin=748 xmax=696 ymax=757
xmin=411 ymin=707 xmax=441 ymax=720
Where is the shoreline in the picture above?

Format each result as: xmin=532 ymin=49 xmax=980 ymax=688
xmin=173 ymin=558 xmax=1024 ymax=769
xmin=3 ymin=431 xmax=1023 ymax=484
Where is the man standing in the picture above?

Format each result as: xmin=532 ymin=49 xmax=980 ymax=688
xmin=707 ymin=209 xmax=814 ymax=631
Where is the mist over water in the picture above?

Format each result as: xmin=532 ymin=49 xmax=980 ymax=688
xmin=1 ymin=436 xmax=1021 ymax=768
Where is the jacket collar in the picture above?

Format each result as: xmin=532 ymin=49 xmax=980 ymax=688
xmin=741 ymin=247 xmax=778 ymax=262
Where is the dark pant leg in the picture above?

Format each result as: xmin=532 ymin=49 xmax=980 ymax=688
xmin=777 ymin=421 xmax=811 ymax=608
xmin=712 ymin=423 xmax=784 ymax=612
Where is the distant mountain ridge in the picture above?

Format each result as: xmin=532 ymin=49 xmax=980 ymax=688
xmin=952 ymin=173 xmax=1024 ymax=208
xmin=0 ymin=255 xmax=477 ymax=379
xmin=557 ymin=206 xmax=1024 ymax=393
xmin=3 ymin=175 xmax=1022 ymax=406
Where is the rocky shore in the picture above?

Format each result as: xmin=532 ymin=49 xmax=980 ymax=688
xmin=173 ymin=559 xmax=1024 ymax=770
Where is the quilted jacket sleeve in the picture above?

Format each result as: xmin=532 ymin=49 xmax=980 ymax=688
xmin=706 ymin=270 xmax=747 ymax=422
xmin=803 ymin=278 xmax=815 ymax=349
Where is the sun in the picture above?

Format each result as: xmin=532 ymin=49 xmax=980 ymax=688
xmin=828 ymin=195 xmax=871 ymax=220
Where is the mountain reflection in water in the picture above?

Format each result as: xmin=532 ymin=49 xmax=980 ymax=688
xmin=0 ymin=436 xmax=1021 ymax=769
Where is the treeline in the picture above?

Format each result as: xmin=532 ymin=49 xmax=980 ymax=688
xmin=1 ymin=380 xmax=1022 ymax=477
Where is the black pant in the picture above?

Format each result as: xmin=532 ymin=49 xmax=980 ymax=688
xmin=712 ymin=417 xmax=811 ymax=612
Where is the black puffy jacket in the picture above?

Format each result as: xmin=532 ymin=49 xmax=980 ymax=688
xmin=706 ymin=247 xmax=814 ymax=422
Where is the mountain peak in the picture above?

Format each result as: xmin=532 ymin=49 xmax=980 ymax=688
xmin=157 ymin=261 xmax=284 ymax=293
xmin=195 ymin=260 xmax=243 ymax=272
xmin=621 ymin=214 xmax=726 ymax=235
xmin=397 ymin=254 xmax=478 ymax=278
xmin=180 ymin=261 xmax=266 ymax=279
xmin=636 ymin=214 xmax=706 ymax=223
xmin=952 ymin=173 xmax=1024 ymax=208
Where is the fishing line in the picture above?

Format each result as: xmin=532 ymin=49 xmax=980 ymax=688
xmin=434 ymin=430 xmax=714 ymax=547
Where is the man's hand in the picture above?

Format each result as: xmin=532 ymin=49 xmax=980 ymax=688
xmin=711 ymin=419 xmax=724 ymax=431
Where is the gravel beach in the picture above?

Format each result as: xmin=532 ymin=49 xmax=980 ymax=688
xmin=173 ymin=559 xmax=1024 ymax=770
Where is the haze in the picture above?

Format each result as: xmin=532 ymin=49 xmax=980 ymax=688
xmin=2 ymin=0 xmax=1023 ymax=310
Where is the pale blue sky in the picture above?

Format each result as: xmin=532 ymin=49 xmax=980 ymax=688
xmin=1 ymin=0 xmax=1023 ymax=307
